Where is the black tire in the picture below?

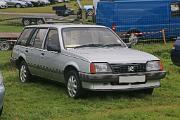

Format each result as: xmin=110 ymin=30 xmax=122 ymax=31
xmin=15 ymin=3 xmax=21 ymax=8
xmin=66 ymin=70 xmax=84 ymax=99
xmin=0 ymin=106 xmax=3 ymax=116
xmin=22 ymin=19 xmax=31 ymax=26
xmin=139 ymin=88 xmax=154 ymax=95
xmin=19 ymin=61 xmax=31 ymax=83
xmin=0 ymin=41 xmax=10 ymax=51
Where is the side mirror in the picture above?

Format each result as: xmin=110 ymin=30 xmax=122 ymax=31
xmin=47 ymin=44 xmax=61 ymax=53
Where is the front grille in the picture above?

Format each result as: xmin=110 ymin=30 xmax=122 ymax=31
xmin=110 ymin=63 xmax=146 ymax=74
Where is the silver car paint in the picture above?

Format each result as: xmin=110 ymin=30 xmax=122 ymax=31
xmin=12 ymin=24 xmax=163 ymax=90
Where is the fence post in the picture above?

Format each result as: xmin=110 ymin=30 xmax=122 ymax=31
xmin=162 ymin=29 xmax=167 ymax=45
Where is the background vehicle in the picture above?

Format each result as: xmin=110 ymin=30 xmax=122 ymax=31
xmin=0 ymin=72 xmax=5 ymax=116
xmin=4 ymin=0 xmax=27 ymax=8
xmin=171 ymin=37 xmax=180 ymax=66
xmin=26 ymin=0 xmax=40 ymax=7
xmin=0 ymin=1 xmax=8 ymax=9
xmin=18 ymin=0 xmax=33 ymax=7
xmin=11 ymin=24 xmax=166 ymax=98
xmin=95 ymin=0 xmax=180 ymax=41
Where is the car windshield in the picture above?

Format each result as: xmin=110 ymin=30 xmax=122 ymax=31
xmin=62 ymin=27 xmax=126 ymax=48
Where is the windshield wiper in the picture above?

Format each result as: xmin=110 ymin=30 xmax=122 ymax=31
xmin=74 ymin=44 xmax=104 ymax=48
xmin=103 ymin=44 xmax=122 ymax=47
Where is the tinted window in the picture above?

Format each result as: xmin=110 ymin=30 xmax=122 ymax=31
xmin=171 ymin=3 xmax=180 ymax=17
xmin=17 ymin=28 xmax=34 ymax=46
xmin=44 ymin=29 xmax=60 ymax=50
xmin=33 ymin=29 xmax=48 ymax=49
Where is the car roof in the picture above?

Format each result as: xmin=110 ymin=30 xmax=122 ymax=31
xmin=26 ymin=24 xmax=107 ymax=29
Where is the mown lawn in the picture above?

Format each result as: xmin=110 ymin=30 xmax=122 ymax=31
xmin=0 ymin=43 xmax=180 ymax=120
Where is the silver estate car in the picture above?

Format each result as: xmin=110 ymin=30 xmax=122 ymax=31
xmin=11 ymin=24 xmax=166 ymax=98
xmin=0 ymin=72 xmax=5 ymax=115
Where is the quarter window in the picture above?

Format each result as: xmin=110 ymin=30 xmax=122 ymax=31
xmin=171 ymin=3 xmax=180 ymax=17
xmin=17 ymin=28 xmax=34 ymax=46
xmin=33 ymin=29 xmax=48 ymax=49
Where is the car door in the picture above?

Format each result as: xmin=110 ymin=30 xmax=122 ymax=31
xmin=14 ymin=28 xmax=35 ymax=65
xmin=26 ymin=28 xmax=48 ymax=77
xmin=40 ymin=28 xmax=64 ymax=82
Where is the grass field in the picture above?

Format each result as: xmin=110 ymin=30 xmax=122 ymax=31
xmin=0 ymin=0 xmax=92 ymax=13
xmin=0 ymin=0 xmax=92 ymax=32
xmin=1 ymin=43 xmax=180 ymax=120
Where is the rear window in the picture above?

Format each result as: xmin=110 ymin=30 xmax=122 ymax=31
xmin=17 ymin=28 xmax=34 ymax=46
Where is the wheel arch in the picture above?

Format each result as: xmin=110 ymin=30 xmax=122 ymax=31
xmin=16 ymin=56 xmax=26 ymax=69
xmin=63 ymin=64 xmax=79 ymax=81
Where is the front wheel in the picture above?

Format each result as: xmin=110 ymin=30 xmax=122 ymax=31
xmin=19 ymin=61 xmax=31 ymax=83
xmin=66 ymin=71 xmax=84 ymax=99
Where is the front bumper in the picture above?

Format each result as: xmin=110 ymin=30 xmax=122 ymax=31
xmin=79 ymin=71 xmax=166 ymax=90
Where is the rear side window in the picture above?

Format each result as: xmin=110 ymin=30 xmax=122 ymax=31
xmin=17 ymin=28 xmax=34 ymax=46
xmin=33 ymin=29 xmax=48 ymax=49
xmin=171 ymin=3 xmax=180 ymax=17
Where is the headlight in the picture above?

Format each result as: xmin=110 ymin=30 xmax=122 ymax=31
xmin=146 ymin=61 xmax=163 ymax=71
xmin=90 ymin=63 xmax=112 ymax=74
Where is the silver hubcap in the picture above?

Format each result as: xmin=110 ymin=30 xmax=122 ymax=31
xmin=16 ymin=4 xmax=21 ymax=8
xmin=20 ymin=65 xmax=27 ymax=83
xmin=67 ymin=75 xmax=78 ymax=97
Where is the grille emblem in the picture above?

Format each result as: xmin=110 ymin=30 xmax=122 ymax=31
xmin=128 ymin=66 xmax=134 ymax=72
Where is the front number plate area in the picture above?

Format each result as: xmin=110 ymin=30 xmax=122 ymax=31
xmin=119 ymin=75 xmax=145 ymax=83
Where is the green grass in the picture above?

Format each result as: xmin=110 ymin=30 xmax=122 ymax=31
xmin=0 ymin=43 xmax=180 ymax=119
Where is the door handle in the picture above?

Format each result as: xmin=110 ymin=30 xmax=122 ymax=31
xmin=41 ymin=53 xmax=45 ymax=56
xmin=25 ymin=50 xmax=28 ymax=53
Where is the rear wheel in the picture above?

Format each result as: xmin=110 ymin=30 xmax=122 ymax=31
xmin=15 ymin=3 xmax=21 ymax=8
xmin=0 ymin=41 xmax=10 ymax=51
xmin=66 ymin=70 xmax=84 ymax=98
xmin=19 ymin=61 xmax=31 ymax=83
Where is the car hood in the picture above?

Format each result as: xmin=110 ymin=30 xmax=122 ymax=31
xmin=67 ymin=47 xmax=159 ymax=63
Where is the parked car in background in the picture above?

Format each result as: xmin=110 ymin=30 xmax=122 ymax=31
xmin=0 ymin=71 xmax=5 ymax=116
xmin=18 ymin=0 xmax=33 ymax=7
xmin=4 ymin=0 xmax=27 ymax=8
xmin=11 ymin=24 xmax=166 ymax=98
xmin=26 ymin=0 xmax=39 ymax=7
xmin=0 ymin=1 xmax=8 ymax=9
xmin=171 ymin=37 xmax=180 ymax=66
